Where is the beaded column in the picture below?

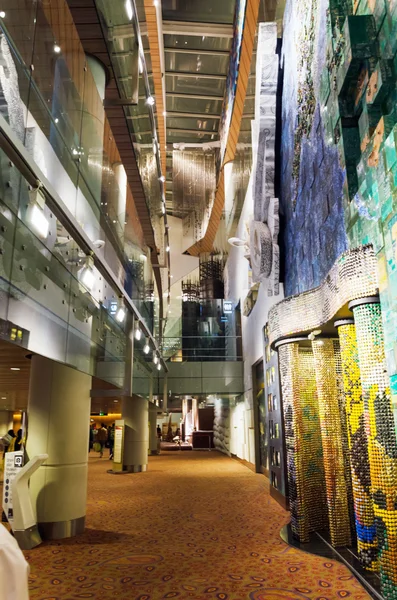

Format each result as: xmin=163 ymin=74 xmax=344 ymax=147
xmin=278 ymin=341 xmax=327 ymax=542
xmin=336 ymin=319 xmax=378 ymax=570
xmin=311 ymin=339 xmax=352 ymax=547
xmin=351 ymin=298 xmax=397 ymax=598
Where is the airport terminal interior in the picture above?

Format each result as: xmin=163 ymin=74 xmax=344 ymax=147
xmin=2 ymin=0 xmax=397 ymax=598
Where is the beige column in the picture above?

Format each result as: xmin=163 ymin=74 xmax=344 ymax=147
xmin=149 ymin=405 xmax=159 ymax=455
xmin=26 ymin=355 xmax=91 ymax=540
xmin=122 ymin=395 xmax=149 ymax=472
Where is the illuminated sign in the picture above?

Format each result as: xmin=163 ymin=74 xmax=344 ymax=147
xmin=223 ymin=301 xmax=233 ymax=313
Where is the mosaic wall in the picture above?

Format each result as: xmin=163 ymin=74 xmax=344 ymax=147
xmin=337 ymin=321 xmax=378 ymax=570
xmin=312 ymin=339 xmax=352 ymax=547
xmin=353 ymin=301 xmax=397 ymax=596
xmin=278 ymin=343 xmax=327 ymax=542
xmin=281 ymin=0 xmax=348 ymax=296
xmin=268 ymin=245 xmax=378 ymax=347
xmin=281 ymin=0 xmax=397 ymax=389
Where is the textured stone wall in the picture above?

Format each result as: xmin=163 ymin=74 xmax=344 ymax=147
xmin=213 ymin=399 xmax=231 ymax=456
xmin=280 ymin=0 xmax=348 ymax=297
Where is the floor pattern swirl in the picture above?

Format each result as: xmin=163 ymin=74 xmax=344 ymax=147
xmin=25 ymin=451 xmax=369 ymax=599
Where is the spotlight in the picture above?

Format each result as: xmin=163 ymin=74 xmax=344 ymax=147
xmin=157 ymin=362 xmax=161 ymax=371
xmin=125 ymin=0 xmax=133 ymax=19
xmin=153 ymin=354 xmax=159 ymax=365
xmin=115 ymin=306 xmax=126 ymax=323
xmin=143 ymin=338 xmax=150 ymax=354
xmin=161 ymin=203 xmax=166 ymax=215
xmin=166 ymin=245 xmax=170 ymax=252
xmin=146 ymin=96 xmax=155 ymax=106
xmin=53 ymin=44 xmax=61 ymax=54
xmin=0 ymin=11 xmax=5 ymax=18
xmin=159 ymin=175 xmax=166 ymax=182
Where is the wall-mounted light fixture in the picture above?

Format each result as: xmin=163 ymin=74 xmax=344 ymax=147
xmin=27 ymin=184 xmax=50 ymax=240
xmin=79 ymin=254 xmax=96 ymax=291
xmin=143 ymin=337 xmax=150 ymax=354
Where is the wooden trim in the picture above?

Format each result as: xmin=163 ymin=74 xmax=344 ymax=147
xmin=185 ymin=0 xmax=260 ymax=256
xmin=143 ymin=0 xmax=167 ymax=179
xmin=231 ymin=454 xmax=257 ymax=473
xmin=270 ymin=486 xmax=289 ymax=511
xmin=65 ymin=0 xmax=164 ymax=317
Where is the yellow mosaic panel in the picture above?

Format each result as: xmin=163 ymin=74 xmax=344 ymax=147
xmin=353 ymin=303 xmax=397 ymax=597
xmin=278 ymin=343 xmax=327 ymax=542
xmin=312 ymin=339 xmax=352 ymax=547
xmin=338 ymin=322 xmax=378 ymax=571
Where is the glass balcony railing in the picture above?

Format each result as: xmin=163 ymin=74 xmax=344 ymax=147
xmin=162 ymin=336 xmax=243 ymax=362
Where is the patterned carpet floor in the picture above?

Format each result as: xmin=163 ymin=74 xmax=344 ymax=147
xmin=25 ymin=451 xmax=369 ymax=600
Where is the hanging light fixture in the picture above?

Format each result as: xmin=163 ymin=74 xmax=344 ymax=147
xmin=153 ymin=354 xmax=159 ymax=365
xmin=134 ymin=321 xmax=142 ymax=340
xmin=157 ymin=362 xmax=161 ymax=371
xmin=143 ymin=337 xmax=150 ymax=354
xmin=115 ymin=302 xmax=126 ymax=323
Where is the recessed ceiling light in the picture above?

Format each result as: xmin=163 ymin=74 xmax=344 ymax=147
xmin=10 ymin=367 xmax=20 ymax=371
xmin=0 ymin=11 xmax=5 ymax=18
xmin=1 ymin=397 xmax=6 ymax=400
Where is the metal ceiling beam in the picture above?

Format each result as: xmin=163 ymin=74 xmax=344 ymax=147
xmin=166 ymin=71 xmax=227 ymax=80
xmin=166 ymin=111 xmax=221 ymax=119
xmin=167 ymin=92 xmax=224 ymax=101
xmin=164 ymin=47 xmax=230 ymax=56
xmin=162 ymin=21 xmax=233 ymax=38
xmin=167 ymin=128 xmax=219 ymax=135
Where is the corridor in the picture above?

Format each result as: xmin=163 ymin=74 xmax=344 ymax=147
xmin=25 ymin=453 xmax=369 ymax=600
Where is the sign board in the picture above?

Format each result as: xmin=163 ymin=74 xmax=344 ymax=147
xmin=223 ymin=301 xmax=233 ymax=313
xmin=2 ymin=451 xmax=24 ymax=526
xmin=113 ymin=419 xmax=125 ymax=471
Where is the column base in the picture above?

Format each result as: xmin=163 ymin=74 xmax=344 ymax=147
xmin=38 ymin=515 xmax=85 ymax=540
xmin=125 ymin=464 xmax=148 ymax=473
xmin=13 ymin=525 xmax=42 ymax=550
xmin=150 ymin=449 xmax=160 ymax=455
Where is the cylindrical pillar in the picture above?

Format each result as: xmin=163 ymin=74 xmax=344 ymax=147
xmin=149 ymin=406 xmax=159 ymax=455
xmin=277 ymin=339 xmax=327 ymax=542
xmin=312 ymin=339 xmax=352 ymax=547
xmin=350 ymin=297 xmax=397 ymax=597
xmin=26 ymin=355 xmax=91 ymax=539
xmin=122 ymin=396 xmax=149 ymax=472
xmin=336 ymin=319 xmax=377 ymax=570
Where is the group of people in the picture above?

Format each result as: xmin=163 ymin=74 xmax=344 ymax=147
xmin=89 ymin=423 xmax=115 ymax=459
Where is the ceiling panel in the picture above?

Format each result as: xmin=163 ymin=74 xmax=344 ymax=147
xmin=163 ymin=34 xmax=231 ymax=52
xmin=162 ymin=0 xmax=236 ymax=24
xmin=165 ymin=51 xmax=229 ymax=75
xmin=167 ymin=116 xmax=218 ymax=133
xmin=166 ymin=74 xmax=225 ymax=97
xmin=166 ymin=96 xmax=223 ymax=115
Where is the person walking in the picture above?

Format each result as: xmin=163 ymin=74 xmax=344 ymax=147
xmin=96 ymin=423 xmax=108 ymax=458
xmin=14 ymin=430 xmax=23 ymax=452
xmin=109 ymin=423 xmax=115 ymax=460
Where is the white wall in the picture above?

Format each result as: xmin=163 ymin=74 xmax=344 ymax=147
xmin=0 ymin=411 xmax=12 ymax=436
xmin=224 ymin=172 xmax=284 ymax=464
